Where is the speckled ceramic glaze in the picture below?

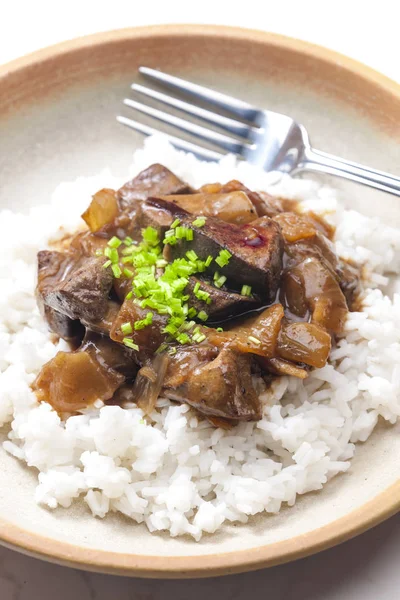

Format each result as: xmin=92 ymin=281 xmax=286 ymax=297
xmin=0 ymin=25 xmax=399 ymax=578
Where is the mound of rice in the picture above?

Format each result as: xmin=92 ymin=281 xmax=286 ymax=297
xmin=1 ymin=135 xmax=400 ymax=540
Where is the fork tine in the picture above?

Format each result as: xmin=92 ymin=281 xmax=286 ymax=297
xmin=131 ymin=84 xmax=255 ymax=138
xmin=139 ymin=67 xmax=260 ymax=122
xmin=116 ymin=116 xmax=224 ymax=161
xmin=123 ymin=98 xmax=250 ymax=155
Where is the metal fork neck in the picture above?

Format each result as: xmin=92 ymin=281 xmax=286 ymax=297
xmin=298 ymin=147 xmax=400 ymax=197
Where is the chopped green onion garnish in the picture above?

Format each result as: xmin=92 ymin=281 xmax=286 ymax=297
xmin=241 ymin=285 xmax=252 ymax=296
xmin=248 ymin=336 xmax=261 ymax=345
xmin=169 ymin=346 xmax=177 ymax=356
xmin=123 ymin=338 xmax=139 ymax=351
xmin=123 ymin=236 xmax=133 ymax=246
xmin=193 ymin=282 xmax=200 ymax=294
xmin=192 ymin=217 xmax=206 ymax=228
xmin=134 ymin=312 xmax=153 ymax=330
xmin=121 ymin=256 xmax=133 ymax=264
xmin=104 ymin=247 xmax=117 ymax=263
xmin=123 ymin=267 xmax=134 ymax=278
xmin=156 ymin=343 xmax=168 ymax=354
xmin=108 ymin=236 xmax=122 ymax=249
xmin=187 ymin=307 xmax=197 ymax=318
xmin=112 ymin=264 xmax=122 ymax=278
xmin=186 ymin=228 xmax=194 ymax=241
xmin=197 ymin=311 xmax=208 ymax=322
xmin=142 ymin=227 xmax=159 ymax=246
xmin=214 ymin=274 xmax=227 ymax=288
xmin=205 ymin=255 xmax=213 ymax=267
xmin=216 ymin=327 xmax=224 ymax=332
xmin=176 ymin=332 xmax=190 ymax=344
xmin=171 ymin=218 xmax=180 ymax=229
xmin=215 ymin=249 xmax=232 ymax=268
xmin=125 ymin=291 xmax=133 ymax=300
xmin=103 ymin=260 xmax=112 ymax=269
xmin=121 ymin=322 xmax=133 ymax=335
xmin=186 ymin=250 xmax=198 ymax=262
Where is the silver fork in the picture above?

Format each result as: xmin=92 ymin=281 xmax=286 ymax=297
xmin=117 ymin=67 xmax=400 ymax=197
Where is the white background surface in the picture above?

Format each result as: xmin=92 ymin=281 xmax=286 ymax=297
xmin=1 ymin=1 xmax=399 ymax=598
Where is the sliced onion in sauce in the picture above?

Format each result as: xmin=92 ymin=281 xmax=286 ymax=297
xmin=133 ymin=354 xmax=170 ymax=415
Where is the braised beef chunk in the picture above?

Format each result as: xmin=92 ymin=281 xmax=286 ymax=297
xmin=110 ymin=299 xmax=168 ymax=365
xmin=135 ymin=201 xmax=173 ymax=236
xmin=81 ymin=300 xmax=121 ymax=336
xmin=118 ymin=164 xmax=193 ymax=209
xmin=43 ymin=257 xmax=113 ymax=323
xmin=81 ymin=331 xmax=137 ymax=378
xmin=42 ymin=305 xmax=84 ymax=345
xmin=146 ymin=198 xmax=284 ymax=301
xmin=187 ymin=276 xmax=260 ymax=321
xmin=337 ymin=259 xmax=361 ymax=308
xmin=163 ymin=344 xmax=219 ymax=388
xmin=164 ymin=348 xmax=261 ymax=421
xmin=37 ymin=250 xmax=84 ymax=344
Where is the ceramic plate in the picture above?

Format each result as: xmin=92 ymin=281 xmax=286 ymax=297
xmin=0 ymin=25 xmax=399 ymax=577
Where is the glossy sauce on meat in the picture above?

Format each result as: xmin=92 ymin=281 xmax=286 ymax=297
xmin=33 ymin=164 xmax=362 ymax=423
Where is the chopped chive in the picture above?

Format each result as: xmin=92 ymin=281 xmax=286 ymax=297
xmin=112 ymin=264 xmax=122 ymax=278
xmin=193 ymin=282 xmax=200 ymax=294
xmin=186 ymin=250 xmax=198 ymax=262
xmin=183 ymin=320 xmax=196 ymax=331
xmin=186 ymin=228 xmax=194 ymax=241
xmin=169 ymin=346 xmax=177 ymax=356
xmin=121 ymin=256 xmax=133 ymax=264
xmin=142 ymin=226 xmax=159 ymax=246
xmin=176 ymin=332 xmax=190 ymax=344
xmin=125 ymin=291 xmax=133 ymax=300
xmin=171 ymin=218 xmax=180 ymax=229
xmin=215 ymin=249 xmax=232 ymax=268
xmin=104 ymin=247 xmax=119 ymax=263
xmin=121 ymin=322 xmax=133 ymax=335
xmin=123 ymin=236 xmax=133 ymax=246
xmin=175 ymin=226 xmax=185 ymax=239
xmin=156 ymin=343 xmax=168 ymax=354
xmin=248 ymin=335 xmax=261 ymax=345
xmin=241 ymin=285 xmax=252 ymax=296
xmin=205 ymin=255 xmax=213 ymax=267
xmin=134 ymin=312 xmax=153 ymax=330
xmin=121 ymin=246 xmax=134 ymax=256
xmin=197 ymin=310 xmax=208 ymax=322
xmin=103 ymin=260 xmax=112 ymax=269
xmin=123 ymin=267 xmax=134 ymax=278
xmin=214 ymin=275 xmax=227 ymax=288
xmin=187 ymin=307 xmax=197 ymax=318
xmin=123 ymin=338 xmax=139 ymax=351
xmin=108 ymin=236 xmax=122 ymax=249
xmin=156 ymin=259 xmax=168 ymax=268
xmin=192 ymin=217 xmax=206 ymax=228
xmin=216 ymin=327 xmax=224 ymax=332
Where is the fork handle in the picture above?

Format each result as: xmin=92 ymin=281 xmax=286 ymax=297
xmin=299 ymin=147 xmax=400 ymax=197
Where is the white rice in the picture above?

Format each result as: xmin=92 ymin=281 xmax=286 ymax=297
xmin=1 ymin=135 xmax=400 ymax=540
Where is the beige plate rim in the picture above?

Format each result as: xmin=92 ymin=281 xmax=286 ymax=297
xmin=0 ymin=23 xmax=399 ymax=578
